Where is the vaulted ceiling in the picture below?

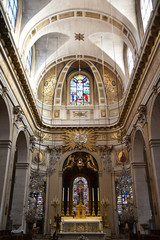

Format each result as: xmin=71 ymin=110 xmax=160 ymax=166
xmin=18 ymin=0 xmax=140 ymax=91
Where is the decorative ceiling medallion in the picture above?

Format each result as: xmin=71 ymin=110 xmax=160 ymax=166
xmin=63 ymin=129 xmax=96 ymax=151
xmin=75 ymin=33 xmax=84 ymax=41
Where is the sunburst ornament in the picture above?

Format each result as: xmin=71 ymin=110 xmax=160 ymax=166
xmin=63 ymin=129 xmax=96 ymax=151
xmin=75 ymin=33 xmax=84 ymax=41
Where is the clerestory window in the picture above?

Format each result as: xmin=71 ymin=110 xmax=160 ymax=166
xmin=26 ymin=47 xmax=33 ymax=73
xmin=140 ymin=0 xmax=153 ymax=32
xmin=70 ymin=74 xmax=90 ymax=105
xmin=127 ymin=48 xmax=134 ymax=77
xmin=7 ymin=0 xmax=18 ymax=28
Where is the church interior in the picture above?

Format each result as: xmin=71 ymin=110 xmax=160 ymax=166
xmin=0 ymin=0 xmax=160 ymax=239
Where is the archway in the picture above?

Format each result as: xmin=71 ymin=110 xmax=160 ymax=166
xmin=9 ymin=131 xmax=28 ymax=229
xmin=133 ymin=130 xmax=151 ymax=230
xmin=150 ymin=93 xmax=160 ymax=228
xmin=62 ymin=152 xmax=99 ymax=216
xmin=0 ymin=96 xmax=11 ymax=229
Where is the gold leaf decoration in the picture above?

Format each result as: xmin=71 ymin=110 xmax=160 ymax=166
xmin=63 ymin=129 xmax=97 ymax=151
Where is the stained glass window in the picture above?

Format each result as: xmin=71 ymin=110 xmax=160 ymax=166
xmin=29 ymin=190 xmax=44 ymax=219
xmin=73 ymin=177 xmax=88 ymax=213
xmin=7 ymin=0 xmax=18 ymax=28
xmin=116 ymin=173 xmax=133 ymax=215
xmin=26 ymin=47 xmax=33 ymax=73
xmin=127 ymin=48 xmax=134 ymax=77
xmin=70 ymin=75 xmax=90 ymax=105
xmin=141 ymin=0 xmax=153 ymax=32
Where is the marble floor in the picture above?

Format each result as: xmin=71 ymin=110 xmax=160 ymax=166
xmin=32 ymin=234 xmax=129 ymax=240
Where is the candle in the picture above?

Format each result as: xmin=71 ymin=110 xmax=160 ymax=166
xmin=50 ymin=219 xmax=51 ymax=225
xmin=97 ymin=188 xmax=99 ymax=201
xmin=63 ymin=188 xmax=64 ymax=201
xmin=67 ymin=188 xmax=69 ymax=201
xmin=92 ymin=188 xmax=94 ymax=201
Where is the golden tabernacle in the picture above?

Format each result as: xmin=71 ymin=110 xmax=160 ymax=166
xmin=76 ymin=190 xmax=86 ymax=219
xmin=76 ymin=204 xmax=86 ymax=219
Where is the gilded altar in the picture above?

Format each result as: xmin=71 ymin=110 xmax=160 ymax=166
xmin=61 ymin=217 xmax=103 ymax=233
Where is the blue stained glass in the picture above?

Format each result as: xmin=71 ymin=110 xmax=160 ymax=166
xmin=7 ymin=0 xmax=18 ymax=28
xmin=116 ymin=177 xmax=133 ymax=215
xmin=73 ymin=177 xmax=88 ymax=213
xmin=70 ymin=75 xmax=90 ymax=105
xmin=26 ymin=48 xmax=33 ymax=73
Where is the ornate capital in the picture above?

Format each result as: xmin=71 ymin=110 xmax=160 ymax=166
xmin=30 ymin=135 xmax=36 ymax=151
xmin=124 ymin=135 xmax=131 ymax=151
xmin=152 ymin=85 xmax=158 ymax=94
xmin=13 ymin=105 xmax=24 ymax=122
xmin=0 ymin=85 xmax=7 ymax=96
xmin=137 ymin=105 xmax=147 ymax=124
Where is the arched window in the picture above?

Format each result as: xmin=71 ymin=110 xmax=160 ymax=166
xmin=73 ymin=177 xmax=88 ymax=213
xmin=26 ymin=47 xmax=33 ymax=73
xmin=140 ymin=0 xmax=153 ymax=32
xmin=70 ymin=74 xmax=90 ymax=105
xmin=116 ymin=173 xmax=133 ymax=216
xmin=7 ymin=0 xmax=18 ymax=28
xmin=127 ymin=47 xmax=134 ymax=77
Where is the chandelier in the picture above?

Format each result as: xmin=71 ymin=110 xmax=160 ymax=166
xmin=117 ymin=166 xmax=133 ymax=193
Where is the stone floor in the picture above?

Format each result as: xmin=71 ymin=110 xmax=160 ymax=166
xmin=32 ymin=234 xmax=129 ymax=240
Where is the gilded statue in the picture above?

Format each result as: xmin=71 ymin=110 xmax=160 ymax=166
xmin=63 ymin=155 xmax=75 ymax=171
xmin=86 ymin=154 xmax=98 ymax=172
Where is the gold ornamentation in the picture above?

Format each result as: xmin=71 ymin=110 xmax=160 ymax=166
xmin=117 ymin=150 xmax=128 ymax=165
xmin=86 ymin=154 xmax=98 ymax=172
xmin=63 ymin=153 xmax=98 ymax=172
xmin=54 ymin=110 xmax=60 ymax=118
xmin=77 ymin=158 xmax=85 ymax=171
xmin=63 ymin=129 xmax=96 ymax=151
xmin=63 ymin=155 xmax=76 ymax=171
xmin=101 ymin=110 xmax=106 ymax=117
xmin=73 ymin=111 xmax=87 ymax=117
xmin=75 ymin=33 xmax=84 ymax=41
xmin=33 ymin=150 xmax=44 ymax=165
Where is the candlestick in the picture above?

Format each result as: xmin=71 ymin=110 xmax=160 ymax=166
xmin=67 ymin=188 xmax=69 ymax=201
xmin=97 ymin=188 xmax=99 ymax=201
xmin=87 ymin=200 xmax=90 ymax=216
xmin=92 ymin=188 xmax=94 ymax=201
xmin=61 ymin=201 xmax=64 ymax=217
xmin=66 ymin=200 xmax=70 ymax=216
xmin=97 ymin=201 xmax=101 ymax=217
xmin=63 ymin=188 xmax=64 ymax=201
xmin=92 ymin=201 xmax=95 ymax=216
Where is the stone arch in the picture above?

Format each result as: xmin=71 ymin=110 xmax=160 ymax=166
xmin=150 ymin=92 xmax=160 ymax=227
xmin=10 ymin=130 xmax=28 ymax=229
xmin=133 ymin=129 xmax=151 ymax=231
xmin=0 ymin=95 xmax=10 ymax=140
xmin=151 ymin=93 xmax=160 ymax=139
xmin=62 ymin=151 xmax=99 ymax=216
xmin=60 ymin=149 xmax=101 ymax=172
xmin=0 ymin=95 xmax=11 ymax=229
